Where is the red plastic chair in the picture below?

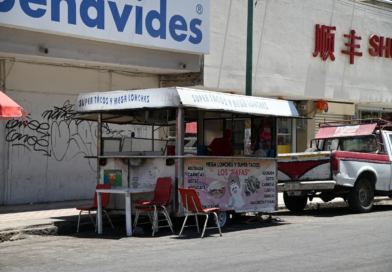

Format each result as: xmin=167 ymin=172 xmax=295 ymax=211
xmin=76 ymin=184 xmax=114 ymax=232
xmin=178 ymin=187 xmax=222 ymax=238
xmin=133 ymin=178 xmax=173 ymax=236
xmin=135 ymin=178 xmax=172 ymax=206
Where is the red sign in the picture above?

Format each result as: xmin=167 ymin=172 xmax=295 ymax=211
xmin=313 ymin=24 xmax=391 ymax=65
xmin=341 ymin=29 xmax=363 ymax=65
xmin=313 ymin=24 xmax=336 ymax=61
xmin=369 ymin=35 xmax=392 ymax=58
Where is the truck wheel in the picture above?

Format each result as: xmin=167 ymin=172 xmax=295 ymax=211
xmin=283 ymin=192 xmax=307 ymax=212
xmin=210 ymin=211 xmax=230 ymax=227
xmin=348 ymin=178 xmax=374 ymax=213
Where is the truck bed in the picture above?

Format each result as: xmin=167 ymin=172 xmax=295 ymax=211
xmin=278 ymin=151 xmax=332 ymax=182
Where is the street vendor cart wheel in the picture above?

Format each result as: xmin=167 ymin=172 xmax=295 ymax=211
xmin=210 ymin=211 xmax=230 ymax=227
xmin=283 ymin=192 xmax=307 ymax=212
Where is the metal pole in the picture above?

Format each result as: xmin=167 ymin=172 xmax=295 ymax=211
xmin=0 ymin=60 xmax=5 ymax=92
xmin=152 ymin=124 xmax=154 ymax=151
xmin=292 ymin=119 xmax=297 ymax=153
xmin=274 ymin=117 xmax=278 ymax=211
xmin=197 ymin=111 xmax=204 ymax=146
xmin=0 ymin=60 xmax=8 ymax=205
xmin=97 ymin=192 xmax=103 ymax=234
xmin=232 ymin=114 xmax=235 ymax=155
xmin=246 ymin=0 xmax=254 ymax=96
xmin=97 ymin=113 xmax=102 ymax=185
xmin=175 ymin=108 xmax=185 ymax=216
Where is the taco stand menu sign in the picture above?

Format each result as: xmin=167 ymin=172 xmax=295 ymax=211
xmin=184 ymin=159 xmax=277 ymax=213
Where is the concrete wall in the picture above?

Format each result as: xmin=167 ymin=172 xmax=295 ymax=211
xmin=295 ymin=101 xmax=314 ymax=152
xmin=0 ymin=61 xmax=160 ymax=205
xmin=0 ymin=26 xmax=201 ymax=74
xmin=205 ymin=0 xmax=392 ymax=103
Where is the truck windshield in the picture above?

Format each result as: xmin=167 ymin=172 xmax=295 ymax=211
xmin=322 ymin=135 xmax=383 ymax=153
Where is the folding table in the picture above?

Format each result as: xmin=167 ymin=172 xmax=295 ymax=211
xmin=96 ymin=188 xmax=154 ymax=237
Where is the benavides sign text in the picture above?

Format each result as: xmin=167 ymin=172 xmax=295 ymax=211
xmin=0 ymin=0 xmax=210 ymax=54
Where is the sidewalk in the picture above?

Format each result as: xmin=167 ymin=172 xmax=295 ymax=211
xmin=0 ymin=194 xmax=345 ymax=242
xmin=0 ymin=200 xmax=93 ymax=233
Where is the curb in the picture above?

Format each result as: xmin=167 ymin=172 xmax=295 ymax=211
xmin=0 ymin=225 xmax=58 ymax=243
xmin=0 ymin=214 xmax=126 ymax=243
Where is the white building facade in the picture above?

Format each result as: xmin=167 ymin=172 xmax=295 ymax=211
xmin=0 ymin=0 xmax=210 ymax=205
xmin=204 ymin=0 xmax=392 ymax=152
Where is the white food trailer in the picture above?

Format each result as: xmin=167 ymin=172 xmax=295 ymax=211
xmin=74 ymin=87 xmax=300 ymax=227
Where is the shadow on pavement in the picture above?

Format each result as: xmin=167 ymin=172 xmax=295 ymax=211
xmin=57 ymin=214 xmax=290 ymax=240
xmin=171 ymin=215 xmax=289 ymax=240
xmin=275 ymin=198 xmax=392 ymax=218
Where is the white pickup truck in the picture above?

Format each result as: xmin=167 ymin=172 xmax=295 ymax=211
xmin=278 ymin=119 xmax=392 ymax=213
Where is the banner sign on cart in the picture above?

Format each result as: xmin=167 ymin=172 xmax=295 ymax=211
xmin=184 ymin=158 xmax=277 ymax=213
xmin=315 ymin=123 xmax=377 ymax=139
xmin=177 ymin=89 xmax=300 ymax=117
xmin=75 ymin=88 xmax=299 ymax=118
xmin=74 ymin=88 xmax=181 ymax=112
xmin=0 ymin=0 xmax=210 ymax=54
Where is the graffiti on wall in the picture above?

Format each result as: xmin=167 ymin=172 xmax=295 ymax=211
xmin=5 ymin=100 xmax=153 ymax=171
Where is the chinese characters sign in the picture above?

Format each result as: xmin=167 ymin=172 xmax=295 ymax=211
xmin=314 ymin=25 xmax=336 ymax=61
xmin=341 ymin=30 xmax=363 ymax=65
xmin=313 ymin=24 xmax=391 ymax=65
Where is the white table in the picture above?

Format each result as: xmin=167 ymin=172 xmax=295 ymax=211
xmin=96 ymin=188 xmax=154 ymax=237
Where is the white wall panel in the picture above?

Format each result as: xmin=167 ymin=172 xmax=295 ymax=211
xmin=205 ymin=0 xmax=392 ymax=103
xmin=1 ymin=61 xmax=159 ymax=205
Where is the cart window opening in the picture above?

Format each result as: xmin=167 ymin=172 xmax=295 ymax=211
xmin=252 ymin=117 xmax=275 ymax=157
xmin=277 ymin=117 xmax=292 ymax=153
xmin=225 ymin=118 xmax=252 ymax=156
xmin=102 ymin=138 xmax=122 ymax=154
xmin=168 ymin=124 xmax=198 ymax=155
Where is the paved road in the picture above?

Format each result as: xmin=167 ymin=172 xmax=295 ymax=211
xmin=1 ymin=199 xmax=391 ymax=272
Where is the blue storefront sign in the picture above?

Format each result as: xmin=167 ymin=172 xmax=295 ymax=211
xmin=0 ymin=0 xmax=210 ymax=54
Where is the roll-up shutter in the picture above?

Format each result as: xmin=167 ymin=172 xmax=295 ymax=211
xmin=315 ymin=114 xmax=349 ymax=137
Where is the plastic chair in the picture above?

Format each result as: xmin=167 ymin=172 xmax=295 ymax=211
xmin=76 ymin=184 xmax=115 ymax=232
xmin=133 ymin=178 xmax=173 ymax=236
xmin=178 ymin=188 xmax=222 ymax=238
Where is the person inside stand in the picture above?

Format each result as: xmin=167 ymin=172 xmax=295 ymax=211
xmin=207 ymin=129 xmax=233 ymax=156
xmin=254 ymin=123 xmax=272 ymax=157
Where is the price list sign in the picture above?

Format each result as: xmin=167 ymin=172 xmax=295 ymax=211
xmin=184 ymin=159 xmax=277 ymax=212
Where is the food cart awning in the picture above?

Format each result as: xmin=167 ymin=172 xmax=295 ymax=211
xmin=74 ymin=87 xmax=300 ymax=124
xmin=315 ymin=123 xmax=377 ymax=139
